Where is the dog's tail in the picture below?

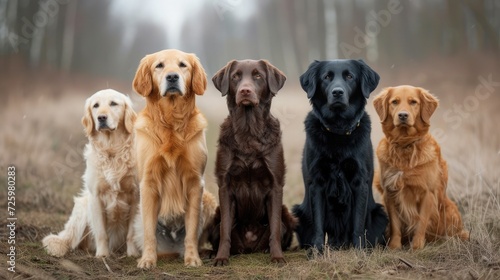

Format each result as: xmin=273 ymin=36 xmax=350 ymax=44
xmin=42 ymin=192 xmax=91 ymax=257
xmin=365 ymin=203 xmax=389 ymax=247
xmin=281 ymin=205 xmax=299 ymax=250
xmin=205 ymin=206 xmax=221 ymax=254
xmin=201 ymin=191 xmax=218 ymax=232
xmin=292 ymin=204 xmax=312 ymax=249
xmin=199 ymin=191 xmax=218 ymax=248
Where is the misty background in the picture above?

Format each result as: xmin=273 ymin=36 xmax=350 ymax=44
xmin=1 ymin=0 xmax=499 ymax=81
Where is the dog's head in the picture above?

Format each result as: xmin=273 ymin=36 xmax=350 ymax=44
xmin=373 ymin=85 xmax=438 ymax=136
xmin=81 ymin=89 xmax=137 ymax=137
xmin=212 ymin=59 xmax=286 ymax=108
xmin=133 ymin=49 xmax=207 ymax=98
xmin=300 ymin=59 xmax=379 ymax=120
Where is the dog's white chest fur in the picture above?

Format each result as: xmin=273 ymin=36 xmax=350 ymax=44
xmin=84 ymin=141 xmax=135 ymax=189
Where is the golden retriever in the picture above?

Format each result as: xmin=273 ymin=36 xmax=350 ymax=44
xmin=42 ymin=89 xmax=139 ymax=257
xmin=373 ymin=85 xmax=469 ymax=250
xmin=132 ymin=49 xmax=217 ymax=269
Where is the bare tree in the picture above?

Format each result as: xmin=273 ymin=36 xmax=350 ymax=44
xmin=61 ymin=0 xmax=77 ymax=72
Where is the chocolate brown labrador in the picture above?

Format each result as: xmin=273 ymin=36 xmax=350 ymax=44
xmin=209 ymin=60 xmax=297 ymax=266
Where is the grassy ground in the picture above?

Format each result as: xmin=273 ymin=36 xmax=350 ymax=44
xmin=0 ymin=55 xmax=499 ymax=279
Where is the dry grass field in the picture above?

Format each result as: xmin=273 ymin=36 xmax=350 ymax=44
xmin=0 ymin=55 xmax=499 ymax=279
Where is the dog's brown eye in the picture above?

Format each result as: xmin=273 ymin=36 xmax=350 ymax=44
xmin=346 ymin=74 xmax=353 ymax=80
xmin=410 ymin=100 xmax=417 ymax=105
xmin=254 ymin=74 xmax=262 ymax=79
xmin=93 ymin=103 xmax=99 ymax=108
xmin=232 ymin=73 xmax=240 ymax=80
xmin=179 ymin=62 xmax=187 ymax=68
xmin=155 ymin=62 xmax=164 ymax=69
xmin=110 ymin=101 xmax=118 ymax=106
xmin=391 ymin=100 xmax=398 ymax=105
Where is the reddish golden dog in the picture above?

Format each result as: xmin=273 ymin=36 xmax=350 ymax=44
xmin=373 ymin=85 xmax=469 ymax=250
xmin=132 ymin=49 xmax=217 ymax=269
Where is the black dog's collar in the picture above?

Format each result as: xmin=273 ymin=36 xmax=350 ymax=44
xmin=321 ymin=116 xmax=362 ymax=136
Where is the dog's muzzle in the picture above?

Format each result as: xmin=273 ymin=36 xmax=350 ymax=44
xmin=328 ymin=87 xmax=348 ymax=109
xmin=236 ymin=86 xmax=259 ymax=106
xmin=395 ymin=111 xmax=411 ymax=126
xmin=163 ymin=72 xmax=183 ymax=96
xmin=97 ymin=115 xmax=110 ymax=130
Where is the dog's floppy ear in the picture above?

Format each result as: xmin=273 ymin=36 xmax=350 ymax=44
xmin=212 ymin=60 xmax=236 ymax=97
xmin=418 ymin=87 xmax=439 ymax=125
xmin=261 ymin=60 xmax=286 ymax=96
xmin=300 ymin=60 xmax=321 ymax=99
xmin=357 ymin=59 xmax=380 ymax=99
xmin=133 ymin=55 xmax=153 ymax=97
xmin=123 ymin=95 xmax=137 ymax=134
xmin=373 ymin=87 xmax=392 ymax=123
xmin=81 ymin=97 xmax=94 ymax=137
xmin=190 ymin=54 xmax=207 ymax=95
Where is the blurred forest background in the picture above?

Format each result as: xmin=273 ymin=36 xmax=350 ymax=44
xmin=1 ymin=0 xmax=499 ymax=80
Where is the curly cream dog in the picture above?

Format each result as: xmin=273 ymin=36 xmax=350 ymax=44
xmin=42 ymin=89 xmax=139 ymax=257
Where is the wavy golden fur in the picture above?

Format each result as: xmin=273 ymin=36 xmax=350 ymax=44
xmin=132 ymin=49 xmax=216 ymax=269
xmin=373 ymin=85 xmax=469 ymax=250
xmin=43 ymin=89 xmax=139 ymax=258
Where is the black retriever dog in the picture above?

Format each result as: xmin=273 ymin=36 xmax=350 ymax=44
xmin=209 ymin=60 xmax=297 ymax=266
xmin=292 ymin=59 xmax=388 ymax=252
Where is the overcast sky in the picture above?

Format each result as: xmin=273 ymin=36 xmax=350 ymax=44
xmin=110 ymin=0 xmax=257 ymax=48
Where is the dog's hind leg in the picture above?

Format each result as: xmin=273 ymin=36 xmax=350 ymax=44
xmin=42 ymin=193 xmax=90 ymax=257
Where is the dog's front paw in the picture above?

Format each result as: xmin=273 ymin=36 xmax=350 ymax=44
xmin=137 ymin=255 xmax=157 ymax=269
xmin=95 ymin=247 xmax=110 ymax=258
xmin=312 ymin=239 xmax=325 ymax=253
xmin=213 ymin=257 xmax=229 ymax=266
xmin=411 ymin=237 xmax=425 ymax=250
xmin=270 ymin=245 xmax=286 ymax=266
xmin=458 ymin=230 xmax=470 ymax=241
xmin=388 ymin=238 xmax=402 ymax=250
xmin=185 ymin=255 xmax=203 ymax=267
xmin=271 ymin=255 xmax=286 ymax=266
xmin=42 ymin=234 xmax=69 ymax=257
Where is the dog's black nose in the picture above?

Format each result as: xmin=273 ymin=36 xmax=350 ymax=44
xmin=98 ymin=115 xmax=107 ymax=122
xmin=332 ymin=88 xmax=344 ymax=98
xmin=398 ymin=112 xmax=409 ymax=121
xmin=166 ymin=73 xmax=179 ymax=82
